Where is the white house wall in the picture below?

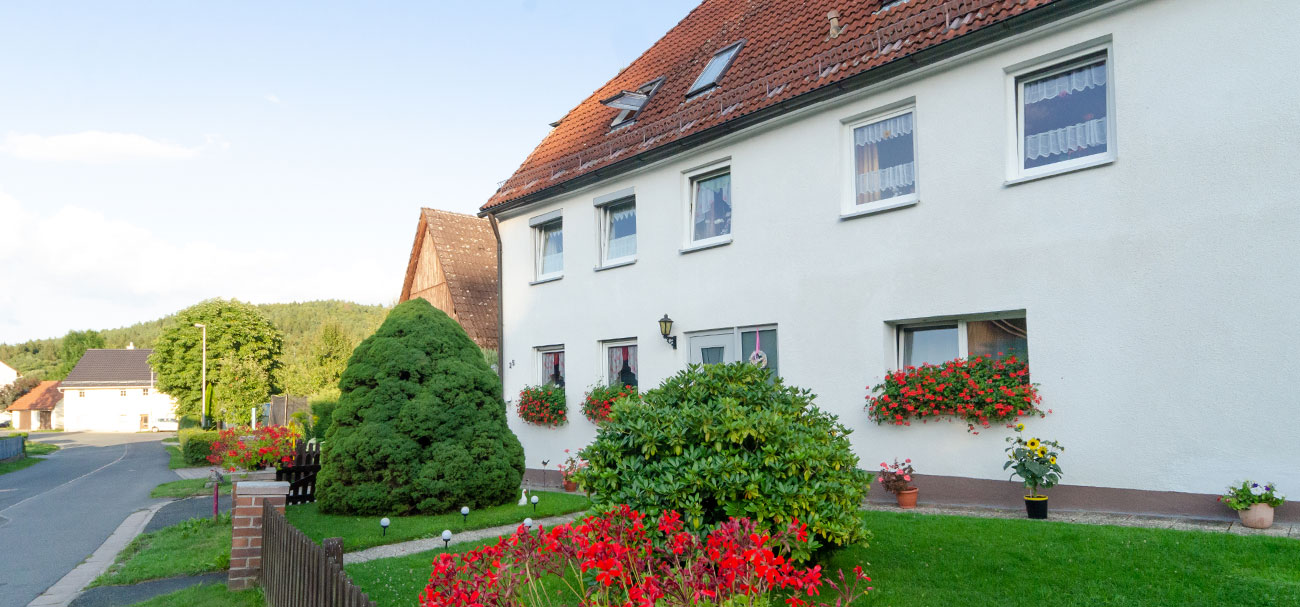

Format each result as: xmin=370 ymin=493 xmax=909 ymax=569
xmin=62 ymin=388 xmax=178 ymax=433
xmin=496 ymin=0 xmax=1300 ymax=496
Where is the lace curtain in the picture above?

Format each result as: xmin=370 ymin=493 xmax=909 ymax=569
xmin=1023 ymin=63 xmax=1106 ymax=105
xmin=693 ymin=174 xmax=731 ymax=240
xmin=853 ymin=113 xmax=913 ymax=146
xmin=607 ymin=345 xmax=638 ymax=387
xmin=1025 ymin=117 xmax=1106 ymax=160
xmin=857 ymin=162 xmax=916 ymax=196
xmin=606 ymin=204 xmax=636 ymax=259
xmin=540 ymin=222 xmax=563 ymax=274
xmin=542 ymin=351 xmax=565 ymax=387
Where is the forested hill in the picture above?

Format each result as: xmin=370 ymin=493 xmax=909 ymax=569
xmin=0 ymin=300 xmax=390 ymax=383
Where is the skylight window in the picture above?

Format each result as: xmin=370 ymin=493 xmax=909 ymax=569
xmin=605 ymin=78 xmax=664 ymax=129
xmin=687 ymin=41 xmax=744 ymax=97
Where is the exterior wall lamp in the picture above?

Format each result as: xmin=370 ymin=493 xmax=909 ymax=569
xmin=659 ymin=314 xmax=677 ymax=349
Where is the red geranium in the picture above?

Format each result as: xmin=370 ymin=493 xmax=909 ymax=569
xmin=206 ymin=425 xmax=301 ymax=471
xmin=517 ymin=385 xmax=566 ymax=427
xmin=865 ymin=354 xmax=1045 ymax=432
xmin=581 ymin=383 xmax=638 ymax=424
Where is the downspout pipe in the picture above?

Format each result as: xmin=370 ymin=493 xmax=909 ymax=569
xmin=488 ymin=212 xmax=505 ymax=393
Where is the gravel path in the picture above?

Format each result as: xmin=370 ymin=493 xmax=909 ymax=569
xmin=343 ymin=511 xmax=587 ymax=564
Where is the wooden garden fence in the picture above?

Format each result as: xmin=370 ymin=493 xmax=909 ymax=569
xmin=0 ymin=435 xmax=24 ymax=461
xmin=261 ymin=500 xmax=376 ymax=607
xmin=276 ymin=441 xmax=321 ymax=505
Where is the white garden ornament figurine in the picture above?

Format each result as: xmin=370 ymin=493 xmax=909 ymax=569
xmin=518 ymin=489 xmax=528 ymax=506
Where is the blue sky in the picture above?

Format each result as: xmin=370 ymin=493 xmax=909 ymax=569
xmin=0 ymin=1 xmax=698 ymax=342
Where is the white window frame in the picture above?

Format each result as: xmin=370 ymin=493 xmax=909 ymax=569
xmin=143 ymin=388 xmax=149 ymax=396
xmin=681 ymin=159 xmax=733 ymax=252
xmin=600 ymin=338 xmax=639 ymax=387
xmin=1005 ymin=41 xmax=1116 ymax=185
xmin=535 ymin=345 xmax=565 ymax=386
xmin=841 ymin=103 xmax=919 ymax=219
xmin=686 ymin=324 xmax=777 ymax=366
xmin=594 ymin=188 xmax=637 ymax=269
xmin=529 ymin=210 xmax=564 ymax=284
xmin=687 ymin=40 xmax=745 ymax=97
xmin=78 ymin=391 xmax=85 ymax=398
xmin=891 ymin=312 xmax=1027 ymax=369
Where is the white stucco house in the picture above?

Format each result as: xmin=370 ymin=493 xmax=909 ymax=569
xmin=479 ymin=0 xmax=1300 ymax=520
xmin=0 ymin=360 xmax=17 ymax=426
xmin=58 ymin=347 xmax=179 ymax=432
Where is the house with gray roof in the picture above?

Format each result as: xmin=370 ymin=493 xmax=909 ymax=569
xmin=58 ymin=345 xmax=179 ymax=432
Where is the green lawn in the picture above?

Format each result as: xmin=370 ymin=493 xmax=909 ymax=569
xmin=347 ymin=510 xmax=1300 ymax=607
xmin=164 ymin=445 xmax=189 ymax=469
xmin=128 ymin=583 xmax=263 ymax=607
xmin=91 ymin=515 xmax=231 ymax=587
xmin=286 ymin=490 xmax=589 ymax=552
xmin=25 ymin=441 xmax=60 ymax=456
xmin=150 ymin=477 xmax=231 ymax=498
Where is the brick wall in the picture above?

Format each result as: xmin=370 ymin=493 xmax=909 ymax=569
xmin=229 ymin=480 xmax=290 ymax=591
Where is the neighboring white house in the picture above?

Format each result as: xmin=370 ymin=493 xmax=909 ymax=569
xmin=480 ymin=0 xmax=1300 ymax=519
xmin=0 ymin=360 xmax=17 ymax=426
xmin=5 ymin=381 xmax=64 ymax=431
xmin=59 ymin=347 xmax=179 ymax=432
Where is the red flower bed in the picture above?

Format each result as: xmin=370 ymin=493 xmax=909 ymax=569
xmin=517 ymin=385 xmax=567 ymax=427
xmin=420 ymin=505 xmax=871 ymax=607
xmin=581 ymin=383 xmax=637 ymax=424
xmin=206 ymin=425 xmax=300 ymax=471
xmin=865 ymin=354 xmax=1045 ymax=433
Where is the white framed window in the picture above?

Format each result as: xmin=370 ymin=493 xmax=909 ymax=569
xmin=603 ymin=339 xmax=639 ymax=388
xmin=1007 ymin=44 xmax=1115 ymax=183
xmin=687 ymin=40 xmax=744 ymax=97
xmin=529 ymin=210 xmax=564 ymax=282
xmin=687 ymin=325 xmax=778 ymax=377
xmin=143 ymin=388 xmax=149 ymax=396
xmin=609 ymin=78 xmax=664 ymax=129
xmin=843 ymin=105 xmax=918 ymax=217
xmin=683 ymin=161 xmax=732 ymax=250
xmin=594 ymin=189 xmax=636 ymax=268
xmin=895 ymin=315 xmax=1028 ymax=368
xmin=78 ymin=391 xmax=85 ymax=398
xmin=120 ymin=390 xmax=127 ymax=397
xmin=537 ymin=346 xmax=565 ymax=388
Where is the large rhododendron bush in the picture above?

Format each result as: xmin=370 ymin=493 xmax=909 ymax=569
xmin=420 ymin=506 xmax=872 ymax=607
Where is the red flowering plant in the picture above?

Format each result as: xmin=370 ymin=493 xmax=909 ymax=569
xmin=419 ymin=505 xmax=872 ymax=607
xmin=581 ymin=383 xmax=638 ymax=424
xmin=206 ymin=425 xmax=301 ymax=472
xmin=865 ymin=354 xmax=1046 ymax=434
xmin=877 ymin=458 xmax=915 ymax=495
xmin=518 ymin=384 xmax=567 ymax=427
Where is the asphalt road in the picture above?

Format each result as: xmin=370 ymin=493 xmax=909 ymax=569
xmin=0 ymin=433 xmax=177 ymax=607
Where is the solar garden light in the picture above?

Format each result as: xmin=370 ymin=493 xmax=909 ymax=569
xmin=531 ymin=494 xmax=539 ymax=513
xmin=524 ymin=517 xmax=534 ymax=531
xmin=380 ymin=517 xmax=391 ymax=536
xmin=461 ymin=506 xmax=470 ymax=524
xmin=441 ymin=529 xmax=452 ymax=551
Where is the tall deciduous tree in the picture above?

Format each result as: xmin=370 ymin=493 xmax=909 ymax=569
xmin=213 ymin=353 xmax=273 ymax=424
xmin=53 ymin=329 xmax=105 ymax=379
xmin=149 ymin=300 xmax=283 ymax=420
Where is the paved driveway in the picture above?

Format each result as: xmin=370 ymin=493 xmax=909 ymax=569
xmin=0 ymin=433 xmax=176 ymax=607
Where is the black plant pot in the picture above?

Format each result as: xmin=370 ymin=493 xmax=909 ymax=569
xmin=1025 ymin=495 xmax=1049 ymax=519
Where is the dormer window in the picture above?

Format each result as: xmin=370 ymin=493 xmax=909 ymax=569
xmin=603 ymin=78 xmax=664 ymax=129
xmin=687 ymin=41 xmax=744 ymax=97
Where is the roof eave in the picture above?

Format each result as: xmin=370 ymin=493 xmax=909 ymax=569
xmin=481 ymin=0 xmax=1112 ymax=218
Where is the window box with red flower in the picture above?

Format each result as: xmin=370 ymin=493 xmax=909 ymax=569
xmin=206 ymin=424 xmax=302 ymax=479
xmin=517 ymin=384 xmax=566 ymax=427
xmin=581 ymin=383 xmax=638 ymax=424
xmin=865 ymin=354 xmax=1046 ymax=433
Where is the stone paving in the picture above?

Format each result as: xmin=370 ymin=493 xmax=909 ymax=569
xmin=860 ymin=502 xmax=1300 ymax=539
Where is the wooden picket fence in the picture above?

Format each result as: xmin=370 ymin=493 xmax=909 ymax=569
xmin=262 ymin=500 xmax=376 ymax=607
xmin=276 ymin=441 xmax=321 ymax=505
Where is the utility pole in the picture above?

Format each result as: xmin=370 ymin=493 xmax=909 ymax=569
xmin=194 ymin=323 xmax=207 ymax=429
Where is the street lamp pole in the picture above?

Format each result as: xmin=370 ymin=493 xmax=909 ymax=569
xmin=194 ymin=323 xmax=207 ymax=429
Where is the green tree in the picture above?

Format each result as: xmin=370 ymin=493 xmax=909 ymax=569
xmin=213 ymin=353 xmax=273 ymax=425
xmin=316 ymin=299 xmax=524 ymax=515
xmin=149 ymin=299 xmax=283 ymax=421
xmin=54 ymin=329 xmax=106 ymax=379
xmin=310 ymin=322 xmax=352 ymax=391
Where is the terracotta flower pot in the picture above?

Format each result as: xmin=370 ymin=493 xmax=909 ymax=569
xmin=1239 ymin=503 xmax=1274 ymax=529
xmin=563 ymin=480 xmax=578 ymax=492
xmin=1025 ymin=495 xmax=1049 ymax=519
xmin=895 ymin=487 xmax=918 ymax=509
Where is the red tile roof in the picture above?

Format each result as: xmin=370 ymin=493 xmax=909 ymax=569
xmin=7 ymin=381 xmax=61 ymax=412
xmin=482 ymin=0 xmax=1069 ymax=213
xmin=399 ymin=208 xmax=500 ymax=350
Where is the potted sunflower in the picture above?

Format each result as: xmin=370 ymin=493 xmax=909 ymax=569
xmin=1220 ymin=481 xmax=1286 ymax=529
xmin=1004 ymin=424 xmax=1064 ymax=519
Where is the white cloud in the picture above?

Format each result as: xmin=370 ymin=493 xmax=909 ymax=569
xmin=0 ymin=131 xmax=226 ymax=164
xmin=0 ymin=190 xmax=393 ymax=343
xmin=265 ymin=94 xmax=281 ymax=104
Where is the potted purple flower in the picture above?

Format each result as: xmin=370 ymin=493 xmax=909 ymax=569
xmin=1220 ymin=481 xmax=1286 ymax=529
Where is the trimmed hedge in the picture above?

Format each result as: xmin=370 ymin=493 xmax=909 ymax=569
xmin=576 ymin=362 xmax=871 ymax=558
xmin=178 ymin=415 xmax=202 ymax=430
xmin=178 ymin=429 xmax=219 ymax=466
xmin=316 ymin=299 xmax=524 ymax=515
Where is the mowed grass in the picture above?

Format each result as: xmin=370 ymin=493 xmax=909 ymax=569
xmin=348 ymin=510 xmax=1300 ymax=607
xmin=164 ymin=445 xmax=189 ymax=469
xmin=129 ymin=583 xmax=264 ymax=607
xmin=25 ymin=441 xmax=60 ymax=456
xmin=286 ymin=490 xmax=589 ymax=552
xmin=150 ymin=477 xmax=231 ymax=498
xmin=91 ymin=515 xmax=231 ymax=587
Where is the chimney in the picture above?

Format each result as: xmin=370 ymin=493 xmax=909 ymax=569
xmin=127 ymin=342 xmax=135 ymax=350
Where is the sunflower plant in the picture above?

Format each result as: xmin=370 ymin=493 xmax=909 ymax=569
xmin=1003 ymin=424 xmax=1063 ymax=497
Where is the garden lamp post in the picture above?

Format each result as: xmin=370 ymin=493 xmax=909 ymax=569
xmin=523 ymin=517 xmax=534 ymax=531
xmin=380 ymin=517 xmax=390 ymax=537
xmin=530 ymin=494 xmax=539 ymax=513
xmin=194 ymin=323 xmax=207 ymax=429
xmin=441 ymin=529 xmax=452 ymax=551
xmin=461 ymin=506 xmax=470 ymax=524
